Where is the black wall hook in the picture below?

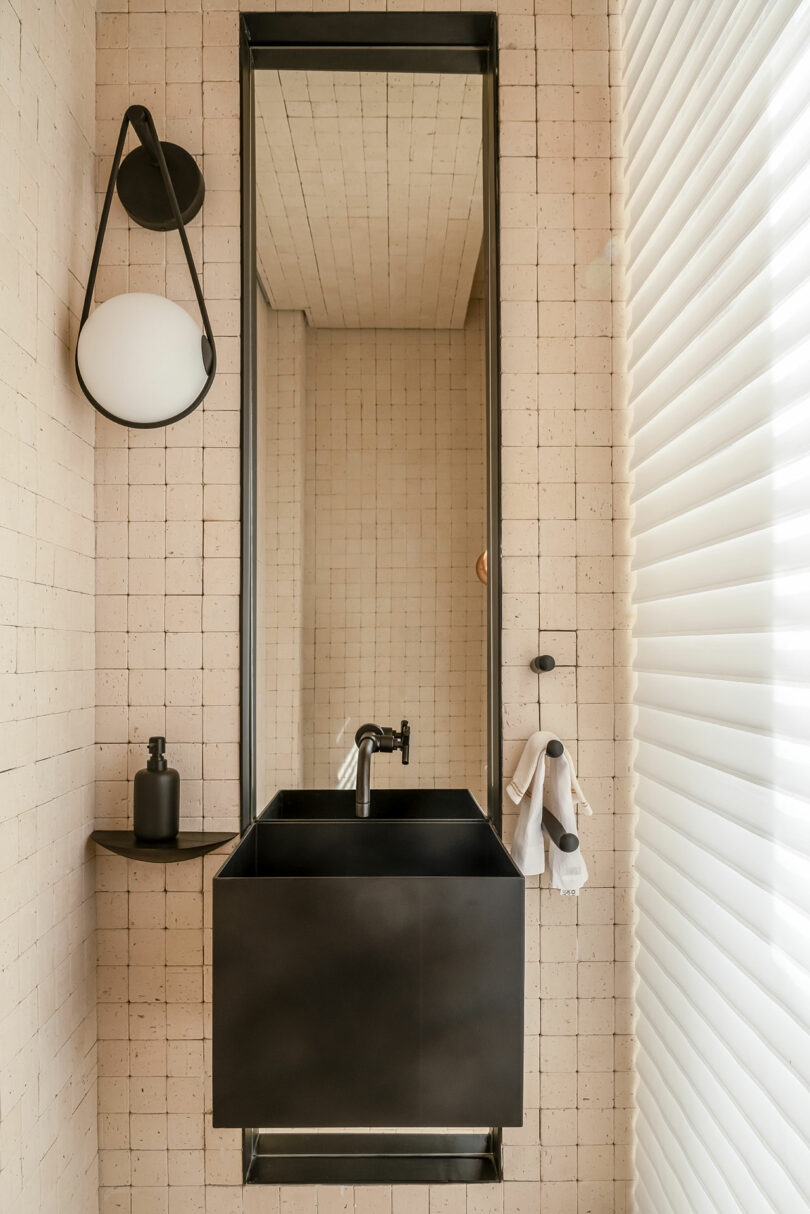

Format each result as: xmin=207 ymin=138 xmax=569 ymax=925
xmin=530 ymin=655 xmax=555 ymax=673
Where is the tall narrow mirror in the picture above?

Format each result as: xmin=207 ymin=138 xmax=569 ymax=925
xmin=229 ymin=16 xmax=512 ymax=1184
xmin=251 ymin=67 xmax=495 ymax=815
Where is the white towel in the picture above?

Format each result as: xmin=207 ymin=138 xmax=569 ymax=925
xmin=507 ymin=731 xmax=592 ymax=893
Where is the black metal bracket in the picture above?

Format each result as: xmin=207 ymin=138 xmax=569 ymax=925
xmin=76 ymin=104 xmax=216 ymax=429
xmin=117 ymin=108 xmax=205 ymax=232
xmin=243 ymin=11 xmax=494 ymax=72
xmin=244 ymin=1131 xmax=503 ymax=1186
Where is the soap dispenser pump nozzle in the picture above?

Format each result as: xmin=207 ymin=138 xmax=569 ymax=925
xmin=147 ymin=735 xmax=168 ymax=772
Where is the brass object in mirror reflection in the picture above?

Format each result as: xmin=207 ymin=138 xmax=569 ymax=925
xmin=475 ymin=550 xmax=487 ymax=585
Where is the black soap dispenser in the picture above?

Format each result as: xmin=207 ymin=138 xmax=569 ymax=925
xmin=133 ymin=736 xmax=180 ymax=842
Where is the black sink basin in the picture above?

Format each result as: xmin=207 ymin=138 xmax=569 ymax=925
xmin=219 ymin=818 xmax=517 ymax=879
xmin=258 ymin=787 xmax=485 ymax=821
xmin=212 ymin=793 xmax=524 ymax=1132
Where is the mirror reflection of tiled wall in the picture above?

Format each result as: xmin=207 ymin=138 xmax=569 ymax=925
xmin=256 ymin=284 xmax=487 ymax=809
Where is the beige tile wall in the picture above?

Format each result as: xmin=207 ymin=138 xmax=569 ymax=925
xmin=256 ymin=299 xmax=306 ymax=806
xmin=93 ymin=1 xmax=633 ymax=1212
xmin=255 ymin=294 xmax=487 ymax=808
xmin=0 ymin=0 xmax=99 ymax=1209
xmin=301 ymin=309 xmax=487 ymax=803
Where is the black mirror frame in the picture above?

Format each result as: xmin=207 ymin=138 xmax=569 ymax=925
xmin=240 ymin=12 xmax=502 ymax=839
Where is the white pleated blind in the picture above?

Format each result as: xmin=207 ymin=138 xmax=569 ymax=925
xmin=622 ymin=1 xmax=810 ymax=1210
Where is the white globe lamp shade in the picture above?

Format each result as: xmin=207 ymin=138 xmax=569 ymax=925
xmin=76 ymin=292 xmax=210 ymax=426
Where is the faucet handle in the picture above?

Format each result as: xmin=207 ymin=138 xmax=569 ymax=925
xmin=365 ymin=721 xmax=410 ymax=763
xmin=396 ymin=720 xmax=410 ymax=765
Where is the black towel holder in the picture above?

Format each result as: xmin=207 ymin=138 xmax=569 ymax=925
xmin=541 ymin=807 xmax=579 ymax=852
xmin=541 ymin=739 xmax=579 ymax=851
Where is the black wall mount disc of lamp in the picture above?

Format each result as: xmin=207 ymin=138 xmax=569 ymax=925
xmin=75 ymin=105 xmax=216 ymax=428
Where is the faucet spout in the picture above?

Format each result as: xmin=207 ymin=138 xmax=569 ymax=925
xmin=355 ymin=734 xmax=378 ymax=818
xmin=354 ymin=720 xmax=410 ymax=817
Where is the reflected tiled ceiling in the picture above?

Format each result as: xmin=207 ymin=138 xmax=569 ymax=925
xmin=255 ymin=71 xmax=483 ymax=329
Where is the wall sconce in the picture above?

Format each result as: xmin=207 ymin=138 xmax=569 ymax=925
xmin=75 ymin=105 xmax=216 ymax=428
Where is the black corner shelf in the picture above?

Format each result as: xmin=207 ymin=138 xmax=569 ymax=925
xmin=91 ymin=830 xmax=236 ymax=863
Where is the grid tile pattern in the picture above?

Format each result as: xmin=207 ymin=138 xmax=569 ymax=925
xmin=256 ymin=302 xmax=306 ymax=807
xmin=0 ymin=0 xmax=99 ymax=1210
xmin=300 ymin=309 xmax=487 ymax=803
xmin=91 ymin=2 xmax=633 ymax=1213
xmin=255 ymin=293 xmax=487 ymax=808
xmin=255 ymin=71 xmax=484 ymax=329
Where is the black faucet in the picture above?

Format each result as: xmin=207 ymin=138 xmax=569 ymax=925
xmin=354 ymin=721 xmax=410 ymax=817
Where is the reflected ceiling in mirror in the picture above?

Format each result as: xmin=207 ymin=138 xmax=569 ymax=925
xmin=254 ymin=71 xmax=483 ymax=329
